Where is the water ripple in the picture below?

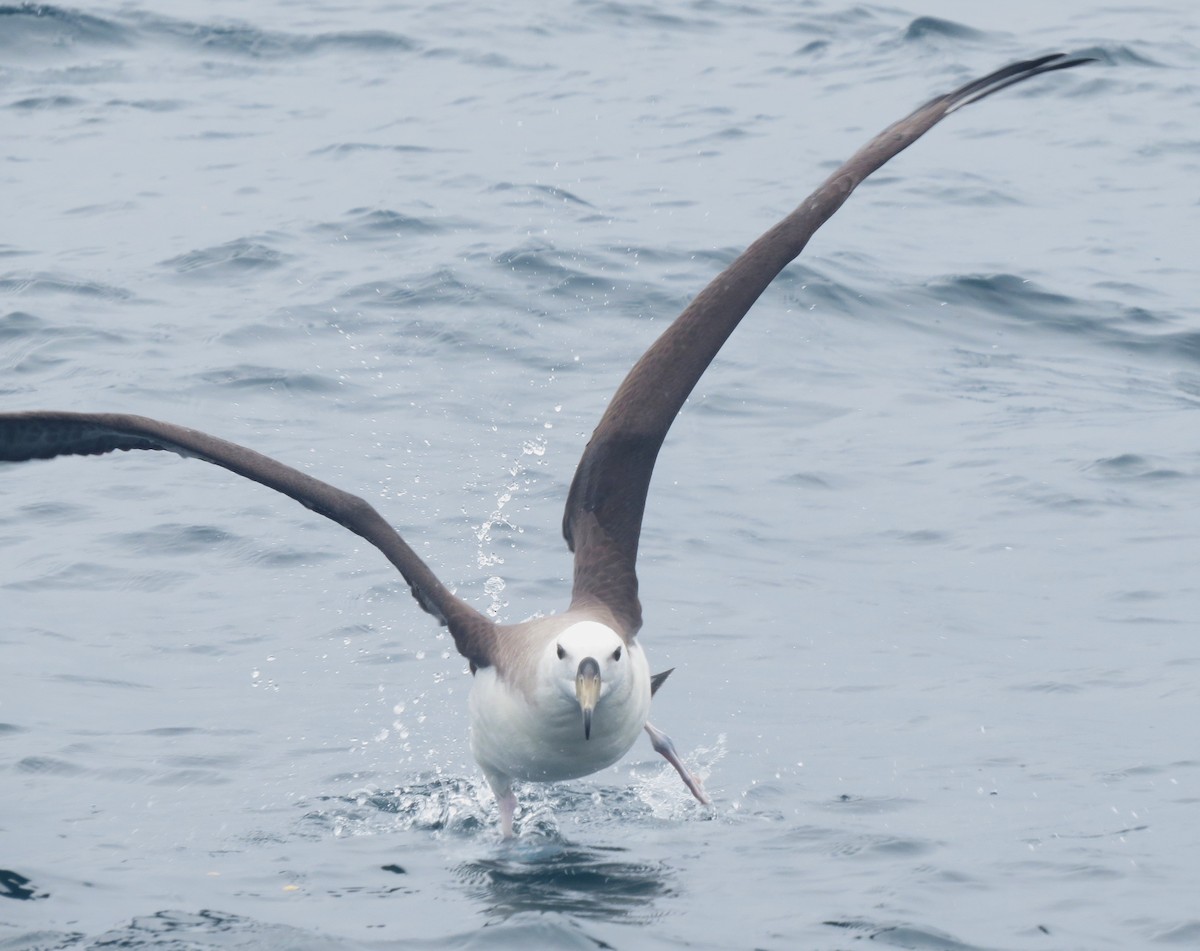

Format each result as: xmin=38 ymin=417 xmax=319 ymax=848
xmin=312 ymin=208 xmax=452 ymax=241
xmin=0 ymin=272 xmax=135 ymax=300
xmin=190 ymin=365 xmax=343 ymax=395
xmin=6 ymin=93 xmax=85 ymax=110
xmin=0 ymin=4 xmax=129 ymax=55
xmin=310 ymin=142 xmax=436 ymax=157
xmin=903 ymin=16 xmax=993 ymax=44
xmin=825 ymin=919 xmax=998 ymax=950
xmin=161 ymin=238 xmax=291 ymax=278
xmin=490 ymin=181 xmax=594 ymax=207
xmin=923 ymin=273 xmax=1200 ymax=364
xmin=83 ymin=909 xmax=358 ymax=951
xmin=128 ymin=12 xmax=419 ymax=59
xmin=1085 ymin=453 xmax=1189 ymax=482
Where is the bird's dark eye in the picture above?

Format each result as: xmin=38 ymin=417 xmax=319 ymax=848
xmin=612 ymin=646 xmax=622 ymax=661
xmin=556 ymin=643 xmax=565 ymax=660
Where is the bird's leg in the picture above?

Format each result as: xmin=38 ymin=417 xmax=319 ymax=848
xmin=498 ymin=789 xmax=517 ymax=838
xmin=644 ymin=721 xmax=710 ymax=805
xmin=493 ymin=782 xmax=517 ymax=838
xmin=482 ymin=767 xmax=518 ymax=837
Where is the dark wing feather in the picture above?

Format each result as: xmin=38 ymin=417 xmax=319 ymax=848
xmin=562 ymin=53 xmax=1094 ymax=636
xmin=0 ymin=411 xmax=498 ymax=668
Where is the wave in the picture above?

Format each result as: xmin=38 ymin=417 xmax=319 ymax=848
xmin=0 ymin=4 xmax=418 ymax=64
xmin=160 ymin=238 xmax=292 ymax=279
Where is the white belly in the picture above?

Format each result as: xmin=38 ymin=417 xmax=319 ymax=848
xmin=468 ymin=645 xmax=651 ymax=784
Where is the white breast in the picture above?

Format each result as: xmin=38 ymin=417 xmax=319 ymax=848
xmin=468 ymin=641 xmax=651 ymax=784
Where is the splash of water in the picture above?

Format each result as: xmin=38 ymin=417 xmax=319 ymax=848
xmin=630 ymin=733 xmax=727 ymax=820
xmin=474 ymin=435 xmax=548 ymax=618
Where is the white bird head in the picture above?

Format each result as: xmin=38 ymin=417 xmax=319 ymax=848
xmin=548 ymin=621 xmax=629 ymax=740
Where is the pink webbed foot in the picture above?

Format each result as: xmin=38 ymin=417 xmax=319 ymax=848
xmin=645 ymin=721 xmax=711 ymax=805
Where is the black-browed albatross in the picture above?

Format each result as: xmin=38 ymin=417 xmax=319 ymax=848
xmin=0 ymin=54 xmax=1091 ymax=837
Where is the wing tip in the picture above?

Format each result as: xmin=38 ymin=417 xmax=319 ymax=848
xmin=942 ymin=51 xmax=1097 ymax=116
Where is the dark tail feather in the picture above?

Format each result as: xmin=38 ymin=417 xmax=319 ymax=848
xmin=650 ymin=668 xmax=674 ymax=696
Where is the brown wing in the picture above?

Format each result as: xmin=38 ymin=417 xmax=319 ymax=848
xmin=0 ymin=410 xmax=498 ymax=668
xmin=562 ymin=53 xmax=1094 ymax=637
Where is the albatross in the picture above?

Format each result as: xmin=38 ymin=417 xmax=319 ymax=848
xmin=0 ymin=53 xmax=1091 ymax=836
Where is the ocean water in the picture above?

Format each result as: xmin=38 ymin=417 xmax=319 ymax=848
xmin=2 ymin=0 xmax=1198 ymax=948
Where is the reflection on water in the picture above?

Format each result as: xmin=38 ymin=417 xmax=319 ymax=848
xmin=456 ymin=840 xmax=673 ymax=922
xmin=299 ymin=776 xmax=678 ymax=920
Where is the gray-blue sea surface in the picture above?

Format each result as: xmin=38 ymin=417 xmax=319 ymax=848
xmin=2 ymin=0 xmax=1197 ymax=948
